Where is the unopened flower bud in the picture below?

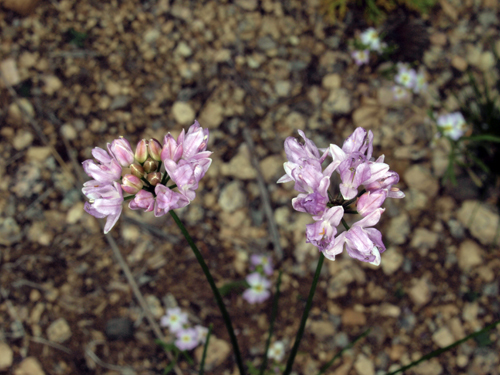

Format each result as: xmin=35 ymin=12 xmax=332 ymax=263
xmin=143 ymin=158 xmax=158 ymax=173
xmin=148 ymin=138 xmax=162 ymax=161
xmin=135 ymin=139 xmax=148 ymax=164
xmin=130 ymin=163 xmax=144 ymax=178
xmin=121 ymin=174 xmax=143 ymax=194
xmin=108 ymin=137 xmax=135 ymax=167
xmin=147 ymin=172 xmax=162 ymax=186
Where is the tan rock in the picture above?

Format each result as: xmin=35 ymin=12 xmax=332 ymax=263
xmin=323 ymin=88 xmax=352 ymax=114
xmin=432 ymin=326 xmax=455 ymax=348
xmin=172 ymin=101 xmax=196 ymax=125
xmin=430 ymin=32 xmax=447 ymax=46
xmin=27 ymin=147 xmax=51 ymax=162
xmin=199 ymin=102 xmax=224 ymax=129
xmin=381 ymin=247 xmax=404 ymax=275
xmin=322 ymin=73 xmax=341 ymax=90
xmin=0 ymin=58 xmax=21 ymax=86
xmin=0 ymin=342 xmax=13 ymax=370
xmin=259 ymin=155 xmax=283 ymax=182
xmin=309 ymin=320 xmax=335 ymax=340
xmin=457 ymin=240 xmax=483 ymax=271
xmin=408 ymin=277 xmax=432 ymax=307
xmin=47 ymin=318 xmax=72 ymax=343
xmin=342 ymin=309 xmax=366 ymax=326
xmin=410 ymin=228 xmax=439 ymax=250
xmin=14 ymin=357 xmax=45 ymax=375
xmin=457 ymin=200 xmax=500 ymax=245
xmin=2 ymin=0 xmax=40 ymax=15
xmin=439 ymin=0 xmax=458 ymax=21
xmin=354 ymin=354 xmax=375 ymax=375
xmin=105 ymin=81 xmax=121 ymax=97
xmin=403 ymin=165 xmax=439 ymax=198
xmin=42 ymin=75 xmax=63 ymax=96
xmin=451 ymin=56 xmax=467 ymax=71
xmin=194 ymin=336 xmax=230 ymax=369
xmin=220 ymin=144 xmax=256 ymax=180
xmin=352 ymin=105 xmax=381 ymax=128
xmin=412 ymin=358 xmax=443 ymax=375
xmin=13 ymin=130 xmax=34 ymax=150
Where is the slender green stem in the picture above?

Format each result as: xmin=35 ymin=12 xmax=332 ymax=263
xmin=283 ymin=253 xmax=325 ymax=375
xmin=169 ymin=210 xmax=245 ymax=375
xmin=341 ymin=218 xmax=351 ymax=231
xmin=259 ymin=271 xmax=282 ymax=375
xmin=342 ymin=189 xmax=366 ymax=208
xmin=124 ymin=195 xmax=136 ymax=201
xmin=385 ymin=319 xmax=500 ymax=375
xmin=199 ymin=324 xmax=213 ymax=375
xmin=316 ymin=329 xmax=370 ymax=375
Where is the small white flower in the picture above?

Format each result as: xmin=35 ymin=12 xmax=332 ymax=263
xmin=392 ymin=85 xmax=409 ymax=100
xmin=175 ymin=328 xmax=199 ymax=351
xmin=437 ymin=112 xmax=468 ymax=141
xmin=242 ymin=273 xmax=271 ymax=304
xmin=268 ymin=341 xmax=285 ymax=362
xmin=351 ymin=50 xmax=370 ymax=66
xmin=395 ymin=67 xmax=417 ymax=89
xmin=360 ymin=28 xmax=381 ymax=51
xmin=160 ymin=307 xmax=188 ymax=333
xmin=195 ymin=325 xmax=209 ymax=344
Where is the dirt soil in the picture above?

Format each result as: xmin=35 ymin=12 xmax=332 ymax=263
xmin=1 ymin=0 xmax=500 ymax=375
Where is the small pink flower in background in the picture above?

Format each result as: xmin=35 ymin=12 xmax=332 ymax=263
xmin=160 ymin=307 xmax=189 ymax=333
xmin=351 ymin=50 xmax=370 ymax=66
xmin=243 ymin=273 xmax=271 ymax=304
xmin=437 ymin=112 xmax=467 ymax=141
xmin=175 ymin=328 xmax=199 ymax=351
xmin=392 ymin=85 xmax=409 ymax=101
xmin=268 ymin=341 xmax=285 ymax=362
xmin=395 ymin=65 xmax=417 ymax=89
xmin=195 ymin=325 xmax=209 ymax=345
xmin=250 ymin=254 xmax=273 ymax=276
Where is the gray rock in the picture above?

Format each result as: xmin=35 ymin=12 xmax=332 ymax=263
xmin=46 ymin=318 xmax=72 ymax=343
xmin=457 ymin=200 xmax=500 ymax=245
xmin=482 ymin=282 xmax=498 ymax=296
xmin=0 ymin=342 xmax=13 ymax=371
xmin=109 ymin=95 xmax=131 ymax=110
xmin=105 ymin=317 xmax=134 ymax=341
xmin=386 ymin=213 xmax=410 ymax=245
xmin=478 ymin=12 xmax=498 ymax=28
xmin=257 ymin=36 xmax=277 ymax=51
xmin=219 ymin=181 xmax=246 ymax=213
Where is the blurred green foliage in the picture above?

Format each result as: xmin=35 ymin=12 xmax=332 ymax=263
xmin=320 ymin=0 xmax=437 ymax=25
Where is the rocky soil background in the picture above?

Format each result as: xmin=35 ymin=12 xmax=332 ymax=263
xmin=1 ymin=0 xmax=500 ymax=374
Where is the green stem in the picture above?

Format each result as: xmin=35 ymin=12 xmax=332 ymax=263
xmin=283 ymin=253 xmax=325 ymax=375
xmin=199 ymin=324 xmax=213 ymax=375
xmin=169 ymin=210 xmax=245 ymax=375
xmin=342 ymin=189 xmax=366 ymax=208
xmin=385 ymin=319 xmax=500 ymax=375
xmin=123 ymin=195 xmax=135 ymax=201
xmin=259 ymin=271 xmax=282 ymax=375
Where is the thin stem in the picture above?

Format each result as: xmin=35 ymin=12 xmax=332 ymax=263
xmin=385 ymin=319 xmax=500 ymax=375
xmin=282 ymin=253 xmax=325 ymax=375
xmin=259 ymin=271 xmax=282 ymax=375
xmin=341 ymin=218 xmax=351 ymax=231
xmin=199 ymin=324 xmax=213 ymax=375
xmin=342 ymin=189 xmax=366 ymax=208
xmin=169 ymin=210 xmax=245 ymax=375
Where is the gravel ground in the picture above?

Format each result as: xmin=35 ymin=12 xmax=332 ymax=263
xmin=1 ymin=0 xmax=500 ymax=374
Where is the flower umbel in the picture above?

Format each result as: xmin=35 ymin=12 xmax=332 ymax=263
xmin=82 ymin=120 xmax=212 ymax=234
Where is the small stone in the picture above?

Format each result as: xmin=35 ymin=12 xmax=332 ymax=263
xmin=342 ymin=309 xmax=366 ymax=326
xmin=457 ymin=240 xmax=483 ymax=271
xmin=0 ymin=217 xmax=22 ymax=246
xmin=220 ymin=144 xmax=256 ymax=180
xmin=456 ymin=354 xmax=468 ymax=368
xmin=309 ymin=320 xmax=335 ymax=340
xmin=323 ymin=88 xmax=352 ymax=114
xmin=13 ymin=130 xmax=34 ymax=150
xmin=404 ymin=165 xmax=439 ymax=198
xmin=109 ymin=95 xmax=131 ymax=111
xmin=26 ymin=147 xmax=51 ymax=162
xmin=41 ymin=75 xmax=62 ymax=96
xmin=46 ymin=318 xmax=72 ymax=343
xmin=105 ymin=81 xmax=121 ymax=96
xmin=143 ymin=28 xmax=160 ymax=44
xmin=457 ymin=200 xmax=500 ymax=245
xmin=354 ymin=354 xmax=375 ymax=375
xmin=285 ymin=111 xmax=306 ymax=131
xmin=386 ymin=213 xmax=410 ymax=245
xmin=439 ymin=0 xmax=458 ymax=21
xmin=352 ymin=105 xmax=381 ymax=128
xmin=378 ymin=303 xmax=401 ymax=317
xmin=410 ymin=228 xmax=439 ymax=250
xmin=257 ymin=36 xmax=276 ymax=51
xmin=477 ymin=51 xmax=495 ymax=72
xmin=0 ymin=58 xmax=21 ymax=86
xmin=275 ymin=80 xmax=291 ymax=97
xmin=172 ymin=101 xmax=195 ymax=125
xmin=194 ymin=336 xmax=230 ymax=369
xmin=432 ymin=326 xmax=455 ymax=348
xmin=105 ymin=317 xmax=134 ymax=341
xmin=430 ymin=32 xmax=447 ymax=46
xmin=145 ymin=295 xmax=164 ymax=319
xmin=66 ymin=202 xmax=84 ymax=224
xmin=14 ymin=357 xmax=45 ymax=375
xmin=234 ymin=0 xmax=258 ymax=10
xmin=322 ymin=73 xmax=341 ymax=90
xmin=451 ymin=56 xmax=467 ymax=71
xmin=449 ymin=317 xmax=465 ymax=340
xmin=260 ymin=155 xmax=283 ymax=182
xmin=0 ymin=342 xmax=13 ymax=370
xmin=411 ymin=358 xmax=443 ymax=375
xmin=175 ymin=41 xmax=193 ymax=57
xmin=199 ymin=102 xmax=224 ymax=129
xmin=408 ymin=277 xmax=432 ymax=307
xmin=219 ymin=181 xmax=246 ymax=213
xmin=60 ymin=124 xmax=77 ymax=140
xmin=462 ymin=302 xmax=478 ymax=322
xmin=381 ymin=247 xmax=404 ymax=275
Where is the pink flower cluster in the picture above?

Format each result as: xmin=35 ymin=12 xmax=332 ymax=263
xmin=278 ymin=128 xmax=404 ymax=266
xmin=160 ymin=307 xmax=208 ymax=351
xmin=82 ymin=121 xmax=211 ymax=233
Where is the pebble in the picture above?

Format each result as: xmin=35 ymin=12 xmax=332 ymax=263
xmin=234 ymin=0 xmax=258 ymax=11
xmin=275 ymin=80 xmax=291 ymax=97
xmin=175 ymin=41 xmax=193 ymax=57
xmin=432 ymin=326 xmax=455 ymax=348
xmin=41 ymin=75 xmax=62 ymax=96
xmin=403 ymin=165 xmax=439 ymax=198
xmin=457 ymin=201 xmax=500 ymax=245
xmin=47 ymin=318 xmax=72 ymax=343
xmin=13 ymin=130 xmax=34 ymax=150
xmin=259 ymin=155 xmax=283 ymax=182
xmin=220 ymin=144 xmax=256 ymax=180
xmin=411 ymin=358 xmax=443 ymax=375
xmin=408 ymin=277 xmax=432 ymax=307
xmin=354 ymin=354 xmax=375 ymax=375
xmin=342 ymin=308 xmax=366 ymax=326
xmin=60 ymin=124 xmax=77 ymax=140
xmin=410 ymin=228 xmax=439 ymax=251
xmin=0 ymin=217 xmax=22 ymax=246
xmin=0 ymin=342 xmax=13 ymax=370
xmin=462 ymin=302 xmax=478 ymax=322
xmin=26 ymin=147 xmax=51 ymax=162
xmin=172 ymin=101 xmax=196 ymax=125
xmin=0 ymin=58 xmax=20 ymax=85
xmin=105 ymin=317 xmax=134 ymax=341
xmin=145 ymin=295 xmax=164 ymax=319
xmin=218 ymin=181 xmax=246 ymax=213
xmin=381 ymin=247 xmax=403 ymax=275
xmin=456 ymin=240 xmax=483 ymax=271
xmin=14 ymin=357 xmax=45 ymax=375
xmin=451 ymin=55 xmax=467 ymax=71
xmin=66 ymin=202 xmax=84 ymax=224
xmin=386 ymin=213 xmax=410 ymax=245
xmin=105 ymin=81 xmax=121 ymax=96
xmin=309 ymin=320 xmax=336 ymax=340
xmin=194 ymin=336 xmax=230 ymax=369
xmin=323 ymin=88 xmax=352 ymax=114
xmin=199 ymin=102 xmax=224 ymax=129
xmin=321 ymin=73 xmax=341 ymax=90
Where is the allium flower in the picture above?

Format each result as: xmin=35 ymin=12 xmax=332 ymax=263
xmin=352 ymin=50 xmax=370 ymax=66
xmin=160 ymin=307 xmax=189 ymax=333
xmin=83 ymin=181 xmax=123 ymax=234
xmin=250 ymin=254 xmax=273 ymax=276
xmin=395 ymin=65 xmax=417 ymax=89
xmin=279 ymin=128 xmax=403 ymax=266
xmin=82 ymin=120 xmax=211 ymax=233
xmin=360 ymin=28 xmax=381 ymax=51
xmin=243 ymin=273 xmax=271 ymax=304
xmin=392 ymin=85 xmax=409 ymax=101
xmin=268 ymin=341 xmax=285 ymax=362
xmin=437 ymin=112 xmax=467 ymax=141
xmin=195 ymin=325 xmax=209 ymax=345
xmin=175 ymin=328 xmax=199 ymax=351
